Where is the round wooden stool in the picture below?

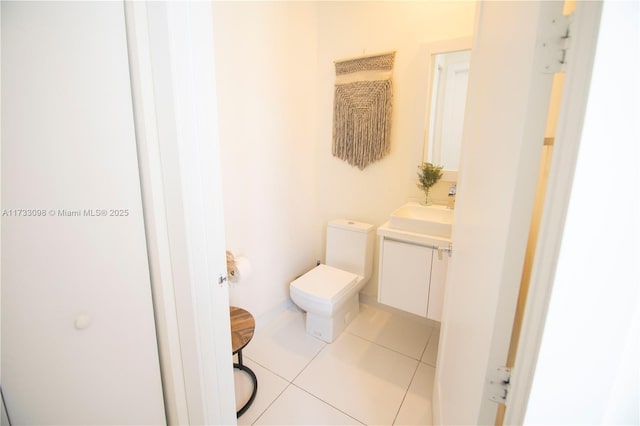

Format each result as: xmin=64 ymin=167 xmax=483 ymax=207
xmin=230 ymin=306 xmax=258 ymax=418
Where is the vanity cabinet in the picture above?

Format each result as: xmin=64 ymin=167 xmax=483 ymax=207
xmin=378 ymin=237 xmax=448 ymax=321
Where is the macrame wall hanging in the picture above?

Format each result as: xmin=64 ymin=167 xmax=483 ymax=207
xmin=332 ymin=51 xmax=396 ymax=170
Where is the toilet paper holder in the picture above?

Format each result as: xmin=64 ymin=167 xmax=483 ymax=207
xmin=226 ymin=251 xmax=252 ymax=283
xmin=226 ymin=250 xmax=236 ymax=280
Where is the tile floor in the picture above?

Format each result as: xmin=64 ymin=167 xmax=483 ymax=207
xmin=234 ymin=303 xmax=440 ymax=425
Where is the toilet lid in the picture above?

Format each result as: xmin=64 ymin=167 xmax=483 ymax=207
xmin=291 ymin=264 xmax=360 ymax=303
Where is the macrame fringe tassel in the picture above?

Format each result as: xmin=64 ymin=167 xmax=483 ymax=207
xmin=332 ymin=52 xmax=395 ymax=170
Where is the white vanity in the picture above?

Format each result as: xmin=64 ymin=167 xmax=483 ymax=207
xmin=375 ymin=36 xmax=467 ymax=322
xmin=377 ymin=202 xmax=453 ymax=322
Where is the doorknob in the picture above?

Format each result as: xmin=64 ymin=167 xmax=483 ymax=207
xmin=74 ymin=314 xmax=91 ymax=330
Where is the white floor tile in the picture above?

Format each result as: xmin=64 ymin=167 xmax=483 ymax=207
xmin=421 ymin=327 xmax=439 ymax=367
xmin=346 ymin=304 xmax=433 ymax=359
xmin=243 ymin=307 xmax=326 ymax=381
xmin=235 ymin=358 xmax=289 ymax=426
xmin=394 ymin=363 xmax=435 ymax=426
xmin=294 ymin=332 xmax=419 ymax=426
xmin=254 ymin=385 xmax=362 ymax=426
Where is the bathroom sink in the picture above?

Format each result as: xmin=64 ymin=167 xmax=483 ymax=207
xmin=389 ymin=203 xmax=453 ymax=238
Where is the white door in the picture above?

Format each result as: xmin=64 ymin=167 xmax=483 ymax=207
xmin=125 ymin=2 xmax=236 ymax=423
xmin=1 ymin=2 xmax=165 ymax=424
xmin=515 ymin=2 xmax=635 ymax=423
xmin=433 ymin=2 xmax=566 ymax=424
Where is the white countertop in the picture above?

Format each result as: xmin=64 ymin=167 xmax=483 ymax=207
xmin=377 ymin=221 xmax=452 ymax=247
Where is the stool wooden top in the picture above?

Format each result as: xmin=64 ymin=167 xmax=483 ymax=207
xmin=230 ymin=306 xmax=255 ymax=354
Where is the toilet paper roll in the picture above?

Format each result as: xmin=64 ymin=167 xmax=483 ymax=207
xmin=229 ymin=256 xmax=252 ymax=283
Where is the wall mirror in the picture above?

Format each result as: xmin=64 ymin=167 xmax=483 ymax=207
xmin=421 ymin=38 xmax=473 ymax=180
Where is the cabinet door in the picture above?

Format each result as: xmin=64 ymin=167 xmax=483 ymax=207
xmin=379 ymin=239 xmax=433 ymax=317
xmin=427 ymin=250 xmax=449 ymax=322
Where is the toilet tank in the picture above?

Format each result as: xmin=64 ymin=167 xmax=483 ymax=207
xmin=326 ymin=219 xmax=375 ymax=281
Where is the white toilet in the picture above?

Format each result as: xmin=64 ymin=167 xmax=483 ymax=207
xmin=290 ymin=219 xmax=375 ymax=343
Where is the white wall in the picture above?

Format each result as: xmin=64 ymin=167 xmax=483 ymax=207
xmin=315 ymin=1 xmax=476 ymax=296
xmin=212 ymin=2 xmax=321 ymax=320
xmin=212 ymin=1 xmax=476 ymax=317
xmin=524 ymin=1 xmax=639 ymax=423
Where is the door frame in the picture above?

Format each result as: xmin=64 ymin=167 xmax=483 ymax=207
xmin=504 ymin=1 xmax=603 ymax=422
xmin=434 ymin=1 xmax=603 ymax=424
xmin=124 ymin=2 xmax=235 ymax=424
xmin=126 ymin=1 xmax=606 ymax=424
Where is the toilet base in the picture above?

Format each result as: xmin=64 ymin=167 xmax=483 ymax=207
xmin=305 ymin=294 xmax=360 ymax=343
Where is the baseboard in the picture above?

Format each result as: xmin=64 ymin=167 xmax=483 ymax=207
xmin=258 ymin=294 xmax=440 ymax=331
xmin=433 ymin=379 xmax=442 ymax=425
xmin=253 ymin=298 xmax=296 ymax=331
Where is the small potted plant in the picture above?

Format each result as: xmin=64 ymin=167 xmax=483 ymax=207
xmin=417 ymin=162 xmax=443 ymax=205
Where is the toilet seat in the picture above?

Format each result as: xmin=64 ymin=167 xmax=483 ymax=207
xmin=290 ymin=264 xmax=361 ymax=316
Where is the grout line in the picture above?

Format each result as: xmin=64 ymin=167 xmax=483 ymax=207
xmin=391 ymin=359 xmax=422 ymax=426
xmin=290 ymin=341 xmax=328 ymax=383
xmin=292 ymin=383 xmax=366 ymax=425
xmin=250 ymin=382 xmax=292 ymax=426
xmin=242 ymin=344 xmax=329 ymax=425
xmin=245 ymin=305 xmax=438 ymax=425
xmin=417 ymin=330 xmax=432 ymax=362
xmin=422 ymin=357 xmax=438 ymax=368
xmin=243 ymin=311 xmax=327 ymax=383
xmin=345 ymin=330 xmax=426 ymax=362
xmin=346 ymin=306 xmax=438 ymax=361
xmin=242 ymin=355 xmax=294 ymax=383
xmin=420 ymin=331 xmax=440 ymax=368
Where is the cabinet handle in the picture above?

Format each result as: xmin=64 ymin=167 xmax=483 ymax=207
xmin=438 ymin=243 xmax=453 ymax=260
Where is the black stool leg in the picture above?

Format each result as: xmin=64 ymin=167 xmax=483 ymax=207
xmin=234 ymin=349 xmax=258 ymax=418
